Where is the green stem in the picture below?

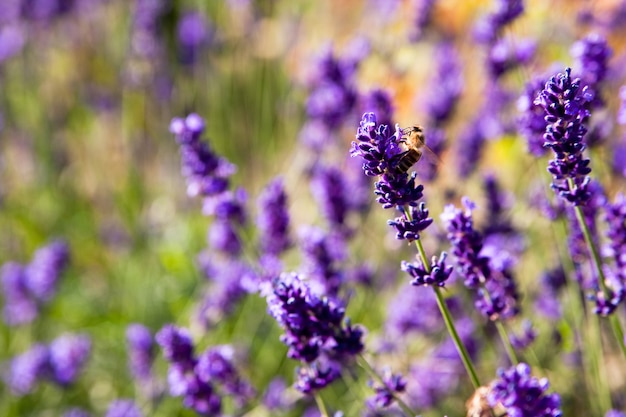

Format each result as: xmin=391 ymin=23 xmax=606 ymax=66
xmin=571 ymin=192 xmax=626 ymax=362
xmin=495 ymin=321 xmax=519 ymax=365
xmin=403 ymin=208 xmax=482 ymax=390
xmin=358 ymin=355 xmax=417 ymax=417
xmin=314 ymin=392 xmax=329 ymax=417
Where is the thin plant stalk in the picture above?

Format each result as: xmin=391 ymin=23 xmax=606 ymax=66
xmin=357 ymin=355 xmax=417 ymax=417
xmin=414 ymin=239 xmax=482 ymax=389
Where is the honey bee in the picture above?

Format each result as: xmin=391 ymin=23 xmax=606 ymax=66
xmin=465 ymin=386 xmax=494 ymax=417
xmin=393 ymin=125 xmax=426 ymax=173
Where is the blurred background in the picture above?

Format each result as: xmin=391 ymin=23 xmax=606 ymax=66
xmin=2 ymin=0 xmax=626 ymax=416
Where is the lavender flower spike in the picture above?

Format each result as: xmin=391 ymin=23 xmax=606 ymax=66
xmin=488 ymin=363 xmax=562 ymax=417
xmin=126 ymin=323 xmax=155 ymax=382
xmin=401 ymin=252 xmax=453 ymax=287
xmin=48 ymin=333 xmax=92 ymax=386
xmin=535 ymin=68 xmax=593 ymax=206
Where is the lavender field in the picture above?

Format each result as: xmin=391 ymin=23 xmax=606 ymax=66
xmin=2 ymin=1 xmax=626 ymax=416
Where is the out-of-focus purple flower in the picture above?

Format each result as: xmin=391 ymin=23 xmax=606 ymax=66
xmin=1 ymin=240 xmax=69 ymax=326
xmin=442 ymin=198 xmax=520 ymax=320
xmin=4 ymin=344 xmax=50 ymax=395
xmin=488 ymin=38 xmax=536 ymax=79
xmin=156 ymin=324 xmax=222 ymax=415
xmin=105 ymin=399 xmax=143 ymax=417
xmin=387 ymin=203 xmax=433 ymax=242
xmin=598 ymin=193 xmax=626 ymax=315
xmin=126 ymin=324 xmax=154 ymax=382
xmin=48 ymin=333 xmax=91 ymax=386
xmin=195 ymin=345 xmax=255 ymax=405
xmin=207 ymin=219 xmax=241 ymax=256
xmin=294 ymin=359 xmax=342 ymax=394
xmin=177 ymin=11 xmax=213 ymax=65
xmin=304 ymin=46 xmax=358 ymax=132
xmin=571 ymin=33 xmax=612 ymax=107
xmin=473 ymin=0 xmax=524 ymax=44
xmin=1 ymin=262 xmax=38 ymax=325
xmin=618 ymin=86 xmax=626 ymax=126
xmin=482 ymin=173 xmax=515 ymax=236
xmin=298 ymin=226 xmax=346 ymax=296
xmin=409 ymin=0 xmax=436 ymax=42
xmin=487 ymin=363 xmax=562 ymax=417
xmin=256 ymin=177 xmax=292 ymax=256
xmin=534 ymin=266 xmax=566 ymax=319
xmin=401 ymin=252 xmax=453 ymax=287
xmin=170 ymin=113 xmax=235 ymax=199
xmin=263 ymin=273 xmax=364 ymax=393
xmin=360 ymin=89 xmax=394 ymax=130
xmin=510 ymin=320 xmax=537 ymax=350
xmin=0 ymin=24 xmax=25 ymax=64
xmin=406 ymin=318 xmax=477 ymax=408
xmin=196 ymin=255 xmax=256 ymax=326
xmin=311 ymin=164 xmax=351 ymax=235
xmin=25 ymin=239 xmax=69 ymax=302
xmin=366 ymin=368 xmax=406 ymax=410
xmin=606 ymin=410 xmax=626 ymax=417
xmin=441 ymin=198 xmax=491 ymax=289
xmin=263 ymin=377 xmax=290 ymax=410
xmin=156 ymin=324 xmax=195 ymax=367
xmin=518 ymin=77 xmax=550 ymax=156
xmin=535 ymin=68 xmax=593 ymax=206
xmin=423 ymin=42 xmax=462 ymax=125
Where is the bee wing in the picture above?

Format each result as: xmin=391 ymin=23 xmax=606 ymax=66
xmin=413 ymin=142 xmax=442 ymax=181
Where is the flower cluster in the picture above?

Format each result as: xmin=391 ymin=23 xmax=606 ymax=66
xmin=366 ymin=368 xmax=406 ymax=410
xmin=351 ymin=112 xmax=427 ymax=210
xmin=126 ymin=323 xmax=158 ymax=396
xmin=441 ymin=198 xmax=520 ymax=320
xmin=256 ymin=177 xmax=292 ymax=257
xmin=156 ymin=324 xmax=254 ymax=415
xmin=105 ymin=399 xmax=143 ymax=417
xmin=535 ymin=68 xmax=593 ymax=206
xmin=571 ymin=33 xmax=612 ymax=107
xmin=473 ymin=0 xmax=524 ymax=44
xmin=263 ymin=273 xmax=364 ymax=393
xmin=488 ymin=363 xmax=562 ymax=417
xmin=4 ymin=333 xmax=91 ymax=395
xmin=1 ymin=239 xmax=69 ymax=325
xmin=401 ymin=252 xmax=453 ymax=287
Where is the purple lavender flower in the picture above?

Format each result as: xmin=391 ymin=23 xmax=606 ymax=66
xmin=488 ymin=38 xmax=536 ymax=79
xmin=534 ymin=266 xmax=566 ymax=319
xmin=48 ymin=333 xmax=91 ymax=386
xmin=441 ymin=198 xmax=491 ymax=289
xmin=4 ymin=344 xmax=50 ymax=395
xmin=535 ymin=68 xmax=593 ymax=206
xmin=170 ymin=113 xmax=235 ymax=199
xmin=304 ymin=46 xmax=358 ymax=131
xmin=518 ymin=77 xmax=551 ymax=156
xmin=510 ymin=320 xmax=537 ymax=350
xmin=195 ymin=345 xmax=255 ymax=405
xmin=351 ymin=112 xmax=403 ymax=177
xmin=387 ymin=203 xmax=433 ymax=242
xmin=409 ymin=0 xmax=436 ymax=42
xmin=366 ymin=368 xmax=406 ymax=410
xmin=177 ymin=11 xmax=213 ymax=65
xmin=263 ymin=377 xmax=290 ymax=410
xmin=571 ymin=33 xmax=612 ymax=107
xmin=156 ymin=324 xmax=195 ymax=366
xmin=156 ymin=324 xmax=222 ymax=415
xmin=606 ymin=411 xmax=626 ymax=417
xmin=487 ymin=363 xmax=562 ymax=417
xmin=1 ymin=262 xmax=38 ymax=325
xmin=310 ymin=164 xmax=351 ymax=234
xmin=473 ymin=0 xmax=524 ymax=44
xmin=126 ymin=323 xmax=154 ymax=382
xmin=256 ymin=177 xmax=292 ymax=256
xmin=298 ymin=226 xmax=346 ymax=296
xmin=401 ymin=252 xmax=453 ymax=287
xmin=0 ymin=24 xmax=25 ymax=64
xmin=263 ymin=273 xmax=364 ymax=392
xmin=294 ymin=359 xmax=342 ymax=394
xmin=360 ymin=89 xmax=394 ymax=130
xmin=423 ymin=42 xmax=462 ymax=126
xmin=24 ymin=239 xmax=69 ymax=302
xmin=105 ymin=399 xmax=143 ymax=417
xmin=482 ymin=173 xmax=515 ymax=236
